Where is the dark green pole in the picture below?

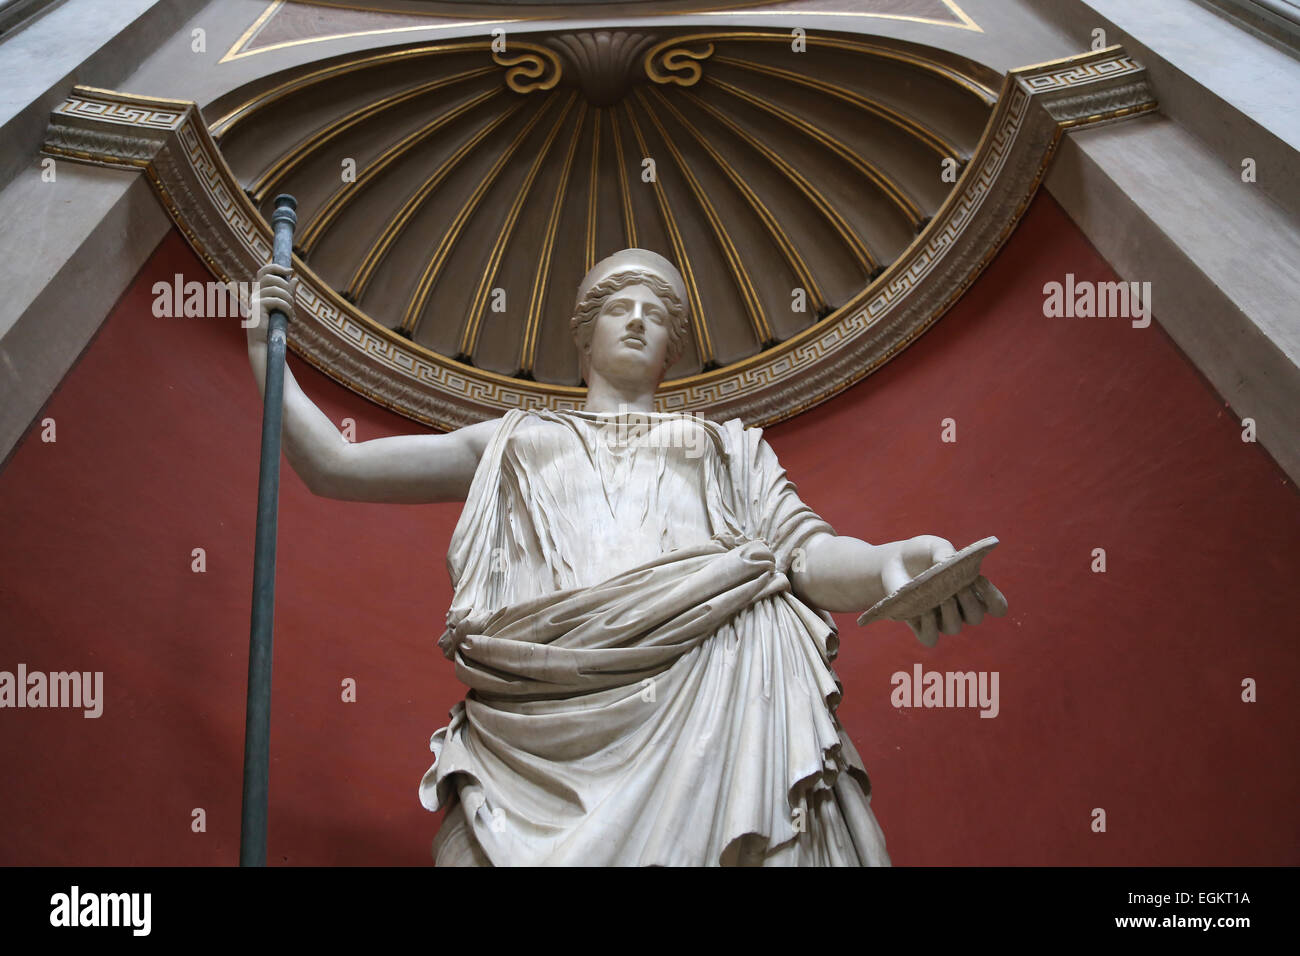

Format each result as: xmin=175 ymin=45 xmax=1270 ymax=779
xmin=240 ymin=194 xmax=297 ymax=867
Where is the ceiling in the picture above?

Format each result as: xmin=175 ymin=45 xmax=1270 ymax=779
xmin=209 ymin=27 xmax=998 ymax=387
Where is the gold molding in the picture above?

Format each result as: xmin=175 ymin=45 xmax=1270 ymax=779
xmin=214 ymin=41 xmax=482 ymax=136
xmin=643 ymin=31 xmax=996 ymax=105
xmin=658 ymin=47 xmax=1154 ymax=390
xmin=584 ymin=109 xmax=600 ymax=274
xmin=610 ymin=107 xmax=637 ymax=249
xmin=346 ymin=95 xmax=523 ymax=298
xmin=218 ymin=1 xmax=523 ymax=65
xmin=492 ymin=46 xmax=563 ymax=93
xmin=226 ymin=24 xmax=988 ymax=295
xmin=712 ymin=54 xmax=962 ymax=159
xmin=246 ymin=65 xmax=495 ymax=204
xmin=648 ymin=87 xmax=826 ymax=315
xmin=622 ymin=100 xmax=715 ymax=366
xmin=459 ymin=93 xmax=581 ymax=357
xmin=300 ymin=87 xmax=508 ymax=255
xmin=680 ymin=87 xmax=877 ymax=274
xmin=218 ymin=0 xmax=981 ymax=65
xmin=644 ymin=42 xmax=715 ymax=87
xmin=635 ymin=89 xmax=774 ymax=346
xmin=523 ymin=102 xmax=589 ymax=374
xmin=211 ymin=40 xmax=555 ymax=138
xmin=705 ymin=74 xmax=924 ymax=227
xmin=705 ymin=0 xmax=981 ymax=32
xmin=401 ymin=91 xmax=562 ymax=337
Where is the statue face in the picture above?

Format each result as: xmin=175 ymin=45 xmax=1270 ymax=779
xmin=586 ymin=282 xmax=673 ymax=386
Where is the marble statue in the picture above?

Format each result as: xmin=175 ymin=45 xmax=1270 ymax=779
xmin=248 ymin=248 xmax=1007 ymax=866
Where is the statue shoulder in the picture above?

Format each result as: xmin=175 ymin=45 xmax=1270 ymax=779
xmin=715 ymin=417 xmax=790 ymax=473
xmin=451 ymin=408 xmax=554 ymax=464
xmin=453 ymin=415 xmax=508 ymax=463
xmin=719 ymin=416 xmax=766 ymax=449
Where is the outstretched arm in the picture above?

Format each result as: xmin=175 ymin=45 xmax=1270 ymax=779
xmin=247 ymin=264 xmax=497 ymax=503
xmin=791 ymin=532 xmax=1007 ymax=647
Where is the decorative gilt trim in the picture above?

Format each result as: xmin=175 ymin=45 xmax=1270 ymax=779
xmin=523 ymin=102 xmax=588 ymax=375
xmin=584 ymin=110 xmax=601 ymax=274
xmin=400 ymin=92 xmax=560 ymax=337
xmin=492 ymin=46 xmax=563 ymax=94
xmin=342 ymin=93 xmax=520 ymax=294
xmin=711 ymin=54 xmax=963 ymax=159
xmin=679 ymin=87 xmax=876 ymax=274
xmin=461 ymin=94 xmax=581 ymax=358
xmin=642 ymin=32 xmax=998 ymax=104
xmin=646 ymin=87 xmax=826 ymax=315
xmin=634 ymin=89 xmax=773 ymax=347
xmin=246 ymin=65 xmax=496 ymax=204
xmin=609 ymin=108 xmax=637 ymax=249
xmin=214 ymin=0 xmax=982 ymax=65
xmin=704 ymin=73 xmax=924 ymax=229
xmin=299 ymin=88 xmax=510 ymax=255
xmin=42 ymin=46 xmax=1156 ymax=431
xmin=644 ymin=41 xmax=715 ymax=87
xmin=622 ymin=100 xmax=716 ymax=366
xmin=211 ymin=40 xmax=558 ymax=139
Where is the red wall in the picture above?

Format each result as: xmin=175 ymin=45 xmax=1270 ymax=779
xmin=1 ymin=193 xmax=1296 ymax=866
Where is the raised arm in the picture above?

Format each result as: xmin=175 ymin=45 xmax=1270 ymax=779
xmin=246 ymin=264 xmax=498 ymax=503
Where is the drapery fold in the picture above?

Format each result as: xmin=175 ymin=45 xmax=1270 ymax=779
xmin=420 ymin=409 xmax=890 ymax=866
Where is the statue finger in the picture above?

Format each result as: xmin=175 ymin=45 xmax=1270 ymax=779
xmin=917 ymin=610 xmax=940 ymax=648
xmin=260 ymin=292 xmax=292 ymax=314
xmin=972 ymin=576 xmax=1009 ymax=616
xmin=880 ymin=551 xmax=911 ymax=595
xmin=938 ymin=596 xmax=962 ymax=635
xmin=956 ymin=587 xmax=985 ymax=626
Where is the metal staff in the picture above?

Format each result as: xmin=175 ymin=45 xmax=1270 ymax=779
xmin=240 ymin=193 xmax=297 ymax=867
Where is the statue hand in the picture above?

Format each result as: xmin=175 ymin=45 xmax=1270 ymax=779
xmin=246 ymin=263 xmax=297 ymax=342
xmin=881 ymin=535 xmax=1008 ymax=648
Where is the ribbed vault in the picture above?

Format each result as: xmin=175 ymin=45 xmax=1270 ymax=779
xmin=208 ymin=29 xmax=999 ymax=386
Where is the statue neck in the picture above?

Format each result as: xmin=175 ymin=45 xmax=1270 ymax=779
xmin=582 ymin=375 xmax=659 ymax=414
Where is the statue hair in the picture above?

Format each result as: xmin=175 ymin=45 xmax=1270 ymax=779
xmin=570 ymin=270 xmax=690 ymax=381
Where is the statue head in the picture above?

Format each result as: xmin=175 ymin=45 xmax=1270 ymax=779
xmin=570 ymin=249 xmax=690 ymax=388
